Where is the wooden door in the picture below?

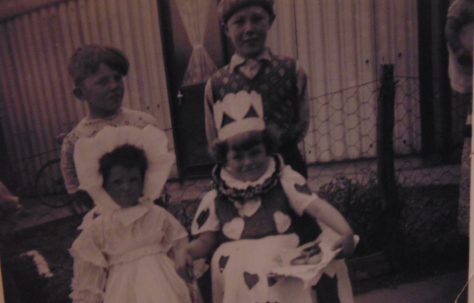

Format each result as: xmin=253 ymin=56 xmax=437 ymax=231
xmin=159 ymin=0 xmax=229 ymax=178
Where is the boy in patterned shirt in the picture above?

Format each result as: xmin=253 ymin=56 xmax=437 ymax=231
xmin=61 ymin=45 xmax=159 ymax=217
xmin=204 ymin=0 xmax=309 ymax=177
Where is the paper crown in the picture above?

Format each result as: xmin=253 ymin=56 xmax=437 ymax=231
xmin=73 ymin=125 xmax=175 ymax=213
xmin=214 ymin=90 xmax=265 ymax=141
xmin=217 ymin=0 xmax=274 ymax=24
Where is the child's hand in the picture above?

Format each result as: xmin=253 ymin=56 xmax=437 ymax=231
xmin=290 ymin=239 xmax=323 ymax=265
xmin=0 ymin=182 xmax=20 ymax=206
xmin=174 ymin=249 xmax=194 ymax=282
xmin=332 ymin=234 xmax=356 ymax=259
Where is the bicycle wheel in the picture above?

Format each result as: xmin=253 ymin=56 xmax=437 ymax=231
xmin=34 ymin=159 xmax=70 ymax=208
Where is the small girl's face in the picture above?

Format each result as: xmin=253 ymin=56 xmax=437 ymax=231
xmin=225 ymin=132 xmax=270 ymax=182
xmin=104 ymin=165 xmax=143 ymax=208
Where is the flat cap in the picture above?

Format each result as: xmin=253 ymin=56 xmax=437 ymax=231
xmin=217 ymin=0 xmax=274 ymax=24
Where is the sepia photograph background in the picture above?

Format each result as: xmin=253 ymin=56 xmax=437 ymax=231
xmin=0 ymin=0 xmax=470 ymax=302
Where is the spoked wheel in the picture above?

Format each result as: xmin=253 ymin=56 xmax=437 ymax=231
xmin=34 ymin=159 xmax=71 ymax=208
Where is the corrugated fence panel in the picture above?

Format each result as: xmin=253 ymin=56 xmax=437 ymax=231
xmin=0 ymin=0 xmax=422 ymax=190
xmin=268 ymin=0 xmax=297 ymax=58
xmin=292 ymin=0 xmax=419 ymax=164
xmin=0 ymin=0 xmax=173 ymax=192
xmin=0 ymin=24 xmax=28 ymax=184
xmin=293 ymin=0 xmax=378 ymax=163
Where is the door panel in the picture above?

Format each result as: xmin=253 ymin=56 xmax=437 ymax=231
xmin=159 ymin=0 xmax=228 ymax=177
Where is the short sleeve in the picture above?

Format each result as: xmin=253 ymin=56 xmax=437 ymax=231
xmin=70 ymin=259 xmax=107 ymax=303
xmin=161 ymin=207 xmax=188 ymax=244
xmin=280 ymin=165 xmax=319 ymax=216
xmin=70 ymin=222 xmax=107 ymax=268
xmin=69 ymin=222 xmax=107 ymax=303
xmin=191 ymin=190 xmax=220 ymax=235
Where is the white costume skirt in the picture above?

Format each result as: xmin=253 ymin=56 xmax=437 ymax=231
xmin=211 ymin=234 xmax=317 ymax=303
xmin=103 ymin=253 xmax=191 ymax=303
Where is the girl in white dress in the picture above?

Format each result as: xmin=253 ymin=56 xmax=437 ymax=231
xmin=69 ymin=125 xmax=191 ymax=303
xmin=187 ymin=91 xmax=356 ymax=303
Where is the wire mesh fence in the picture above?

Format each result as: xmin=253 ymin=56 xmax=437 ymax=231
xmin=306 ymin=73 xmax=459 ymax=191
xmin=162 ymin=67 xmax=466 ymax=265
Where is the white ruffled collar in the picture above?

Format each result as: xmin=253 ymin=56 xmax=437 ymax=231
xmin=110 ymin=203 xmax=151 ymax=226
xmin=221 ymin=157 xmax=276 ymax=190
xmin=73 ymin=125 xmax=175 ymax=221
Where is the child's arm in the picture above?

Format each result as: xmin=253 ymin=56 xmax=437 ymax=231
xmin=203 ymin=79 xmax=219 ymax=145
xmin=279 ymin=166 xmax=355 ymax=257
xmin=187 ymin=231 xmax=218 ymax=260
xmin=304 ymin=199 xmax=355 ymax=258
xmin=188 ymin=190 xmax=221 ymax=260
xmin=69 ymin=223 xmax=108 ymax=303
xmin=170 ymin=236 xmax=192 ymax=282
xmin=60 ymin=134 xmax=80 ymax=194
xmin=70 ymin=258 xmax=107 ymax=303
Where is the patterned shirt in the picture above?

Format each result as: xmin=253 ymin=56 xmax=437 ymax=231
xmin=60 ymin=108 xmax=159 ymax=193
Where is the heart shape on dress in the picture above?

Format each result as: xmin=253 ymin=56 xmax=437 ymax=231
xmin=267 ymin=276 xmax=278 ymax=287
xmin=243 ymin=272 xmax=259 ymax=289
xmin=196 ymin=208 xmax=210 ymax=228
xmin=222 ymin=217 xmax=245 ymax=240
xmin=219 ymin=255 xmax=229 ymax=273
xmin=273 ymin=211 xmax=291 ymax=233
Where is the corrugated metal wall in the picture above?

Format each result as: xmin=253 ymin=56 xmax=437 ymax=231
xmin=0 ymin=0 xmax=420 ymax=191
xmin=0 ymin=0 xmax=173 ymax=192
xmin=268 ymin=0 xmax=420 ymax=164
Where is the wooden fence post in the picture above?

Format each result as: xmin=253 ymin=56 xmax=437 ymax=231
xmin=376 ymin=64 xmax=404 ymax=268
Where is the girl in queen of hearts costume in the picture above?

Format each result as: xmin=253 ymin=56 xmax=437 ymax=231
xmin=187 ymin=90 xmax=356 ymax=303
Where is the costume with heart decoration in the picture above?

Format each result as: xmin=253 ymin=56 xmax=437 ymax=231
xmin=192 ymin=89 xmax=322 ymax=303
xmin=192 ymin=154 xmax=322 ymax=303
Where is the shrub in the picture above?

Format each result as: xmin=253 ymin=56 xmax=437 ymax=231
xmin=317 ymin=176 xmax=387 ymax=256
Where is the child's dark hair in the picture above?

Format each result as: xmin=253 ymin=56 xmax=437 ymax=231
xmin=210 ymin=129 xmax=278 ymax=165
xmin=68 ymin=45 xmax=129 ymax=86
xmin=99 ymin=145 xmax=148 ymax=185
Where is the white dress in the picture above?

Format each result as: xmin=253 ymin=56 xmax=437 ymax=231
xmin=70 ymin=204 xmax=191 ymax=303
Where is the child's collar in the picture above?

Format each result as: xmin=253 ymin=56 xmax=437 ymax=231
xmin=80 ymin=203 xmax=152 ymax=230
xmin=221 ymin=156 xmax=276 ymax=188
xmin=85 ymin=108 xmax=123 ymax=122
xmin=229 ymin=47 xmax=272 ymax=72
xmin=212 ymin=154 xmax=284 ymax=202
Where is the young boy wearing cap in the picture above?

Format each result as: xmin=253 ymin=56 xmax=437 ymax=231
xmin=204 ymin=0 xmax=310 ymax=178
